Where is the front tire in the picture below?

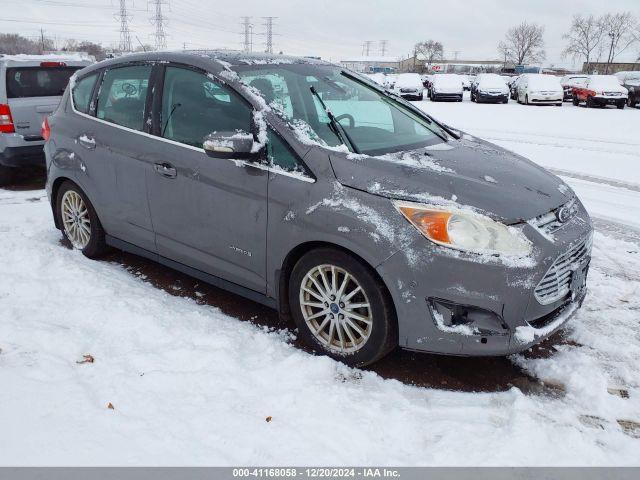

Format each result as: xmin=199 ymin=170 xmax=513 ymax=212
xmin=289 ymin=248 xmax=397 ymax=366
xmin=55 ymin=181 xmax=108 ymax=258
xmin=572 ymin=95 xmax=579 ymax=106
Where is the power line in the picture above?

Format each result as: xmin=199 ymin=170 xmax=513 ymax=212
xmin=362 ymin=40 xmax=373 ymax=57
xmin=262 ymin=16 xmax=276 ymax=54
xmin=116 ymin=0 xmax=133 ymax=52
xmin=149 ymin=0 xmax=168 ymax=50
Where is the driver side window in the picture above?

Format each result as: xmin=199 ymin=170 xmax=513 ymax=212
xmin=96 ymin=64 xmax=152 ymax=131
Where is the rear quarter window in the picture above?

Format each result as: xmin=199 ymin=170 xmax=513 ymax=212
xmin=5 ymin=67 xmax=81 ymax=98
xmin=72 ymin=73 xmax=99 ymax=114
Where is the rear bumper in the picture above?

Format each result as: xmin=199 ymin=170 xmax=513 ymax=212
xmin=0 ymin=145 xmax=46 ymax=167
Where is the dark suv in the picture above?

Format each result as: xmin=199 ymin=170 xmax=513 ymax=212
xmin=44 ymin=51 xmax=593 ymax=366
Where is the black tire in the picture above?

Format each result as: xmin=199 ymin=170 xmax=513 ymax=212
xmin=288 ymin=248 xmax=397 ymax=367
xmin=628 ymin=95 xmax=637 ymax=108
xmin=55 ymin=180 xmax=109 ymax=259
xmin=525 ymin=94 xmax=529 ymax=105
xmin=572 ymin=95 xmax=579 ymax=106
xmin=617 ymin=101 xmax=625 ymax=110
xmin=586 ymin=96 xmax=594 ymax=108
xmin=556 ymin=103 xmax=562 ymax=107
xmin=503 ymin=98 xmax=508 ymax=104
xmin=0 ymin=165 xmax=14 ymax=187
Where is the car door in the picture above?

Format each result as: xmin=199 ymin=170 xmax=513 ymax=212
xmin=145 ymin=64 xmax=269 ymax=294
xmin=85 ymin=63 xmax=156 ymax=252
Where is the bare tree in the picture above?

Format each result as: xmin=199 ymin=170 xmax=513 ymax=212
xmin=414 ymin=40 xmax=444 ymax=65
xmin=601 ymin=12 xmax=638 ymax=72
xmin=562 ymin=14 xmax=606 ymax=71
xmin=498 ymin=22 xmax=546 ymax=65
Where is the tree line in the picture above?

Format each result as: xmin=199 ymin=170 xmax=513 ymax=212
xmin=414 ymin=11 xmax=639 ymax=73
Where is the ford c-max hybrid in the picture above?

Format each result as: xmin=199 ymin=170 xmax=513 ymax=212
xmin=44 ymin=51 xmax=592 ymax=366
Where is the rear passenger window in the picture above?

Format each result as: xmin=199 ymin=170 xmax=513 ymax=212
xmin=72 ymin=73 xmax=98 ymax=114
xmin=161 ymin=66 xmax=251 ymax=148
xmin=96 ymin=65 xmax=151 ymax=131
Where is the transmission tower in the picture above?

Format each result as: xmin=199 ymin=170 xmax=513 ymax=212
xmin=362 ymin=40 xmax=373 ymax=57
xmin=115 ymin=0 xmax=133 ymax=52
xmin=379 ymin=40 xmax=387 ymax=57
xmin=149 ymin=0 xmax=168 ymax=51
xmin=241 ymin=16 xmax=252 ymax=52
xmin=262 ymin=16 xmax=276 ymax=54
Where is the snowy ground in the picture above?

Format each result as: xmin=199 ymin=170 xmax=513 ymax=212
xmin=1 ymin=97 xmax=639 ymax=465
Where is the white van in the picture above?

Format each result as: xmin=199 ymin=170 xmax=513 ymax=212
xmin=0 ymin=54 xmax=92 ymax=185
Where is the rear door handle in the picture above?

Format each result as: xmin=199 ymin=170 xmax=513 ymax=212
xmin=77 ymin=134 xmax=96 ymax=150
xmin=154 ymin=162 xmax=177 ymax=179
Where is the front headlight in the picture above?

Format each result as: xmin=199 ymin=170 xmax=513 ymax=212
xmin=394 ymin=201 xmax=532 ymax=257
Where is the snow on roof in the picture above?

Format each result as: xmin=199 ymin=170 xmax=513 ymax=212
xmin=0 ymin=52 xmax=94 ymax=63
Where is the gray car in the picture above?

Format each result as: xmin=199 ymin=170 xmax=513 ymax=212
xmin=0 ymin=55 xmax=91 ymax=185
xmin=44 ymin=51 xmax=593 ymax=366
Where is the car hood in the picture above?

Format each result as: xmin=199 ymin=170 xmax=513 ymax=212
xmin=329 ymin=135 xmax=572 ymax=224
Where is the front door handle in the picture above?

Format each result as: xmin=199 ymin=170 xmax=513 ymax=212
xmin=154 ymin=162 xmax=177 ymax=179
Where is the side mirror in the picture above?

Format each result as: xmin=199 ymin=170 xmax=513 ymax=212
xmin=203 ymin=131 xmax=260 ymax=160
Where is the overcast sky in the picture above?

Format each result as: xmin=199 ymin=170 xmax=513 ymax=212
xmin=2 ymin=0 xmax=639 ymax=67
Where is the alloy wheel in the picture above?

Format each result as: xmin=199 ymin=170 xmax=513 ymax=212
xmin=299 ymin=264 xmax=373 ymax=354
xmin=61 ymin=190 xmax=91 ymax=249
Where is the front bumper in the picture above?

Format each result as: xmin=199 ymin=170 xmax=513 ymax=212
xmin=477 ymin=92 xmax=508 ymax=103
xmin=399 ymin=91 xmax=423 ymax=100
xmin=376 ymin=203 xmax=593 ymax=356
xmin=591 ymin=95 xmax=627 ymax=106
xmin=527 ymin=93 xmax=563 ymax=104
xmin=432 ymin=92 xmax=463 ymax=101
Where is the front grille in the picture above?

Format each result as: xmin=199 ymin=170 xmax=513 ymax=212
xmin=604 ymin=92 xmax=622 ymax=96
xmin=534 ymin=236 xmax=592 ymax=305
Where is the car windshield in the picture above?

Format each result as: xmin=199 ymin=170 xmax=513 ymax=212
xmin=528 ymin=75 xmax=562 ymax=89
xmin=478 ymin=75 xmax=505 ymax=88
xmin=434 ymin=75 xmax=462 ymax=87
xmin=589 ymin=76 xmax=622 ymax=89
xmin=235 ymin=64 xmax=446 ymax=156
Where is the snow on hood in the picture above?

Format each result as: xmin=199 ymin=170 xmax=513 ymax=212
xmin=330 ymin=136 xmax=572 ymax=224
xmin=528 ymin=75 xmax=563 ymax=91
xmin=394 ymin=74 xmax=423 ymax=89
xmin=588 ymin=75 xmax=628 ymax=92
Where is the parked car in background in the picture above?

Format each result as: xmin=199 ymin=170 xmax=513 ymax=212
xmin=429 ymin=74 xmax=463 ymax=102
xmin=366 ymin=72 xmax=386 ymax=86
xmin=560 ymin=75 xmax=588 ymax=101
xmin=459 ymin=74 xmax=471 ymax=91
xmin=0 ymin=54 xmax=92 ymax=185
xmin=517 ymin=74 xmax=563 ymax=106
xmin=509 ymin=75 xmax=524 ymax=100
xmin=572 ymin=75 xmax=628 ymax=109
xmin=614 ymin=71 xmax=640 ymax=86
xmin=384 ymin=74 xmax=398 ymax=90
xmin=44 ymin=51 xmax=592 ymax=366
xmin=394 ymin=73 xmax=424 ymax=100
xmin=470 ymin=73 xmax=509 ymax=103
xmin=614 ymin=71 xmax=640 ymax=108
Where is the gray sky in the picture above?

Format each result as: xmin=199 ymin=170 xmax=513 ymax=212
xmin=2 ymin=0 xmax=639 ymax=67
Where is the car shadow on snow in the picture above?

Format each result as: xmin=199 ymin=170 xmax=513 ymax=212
xmin=99 ymin=247 xmax=569 ymax=396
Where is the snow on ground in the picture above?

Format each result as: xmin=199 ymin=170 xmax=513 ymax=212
xmin=1 ymin=100 xmax=640 ymax=465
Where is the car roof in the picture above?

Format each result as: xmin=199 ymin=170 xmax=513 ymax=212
xmin=0 ymin=53 xmax=92 ymax=68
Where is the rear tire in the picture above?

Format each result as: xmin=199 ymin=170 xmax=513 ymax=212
xmin=289 ymin=248 xmax=397 ymax=367
xmin=55 ymin=181 xmax=109 ymax=259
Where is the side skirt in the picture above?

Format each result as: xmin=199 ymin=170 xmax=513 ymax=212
xmin=105 ymin=235 xmax=278 ymax=309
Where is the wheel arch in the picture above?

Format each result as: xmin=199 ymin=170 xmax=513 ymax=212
xmin=276 ymin=241 xmax=398 ymax=331
xmin=50 ymin=176 xmax=102 ymax=231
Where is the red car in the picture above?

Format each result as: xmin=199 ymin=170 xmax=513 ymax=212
xmin=572 ymin=75 xmax=628 ymax=109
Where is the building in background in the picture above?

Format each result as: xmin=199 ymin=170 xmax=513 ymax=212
xmin=340 ymin=56 xmax=400 ymax=73
xmin=583 ymin=62 xmax=640 ymax=74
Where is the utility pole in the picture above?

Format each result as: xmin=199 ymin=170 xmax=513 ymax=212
xmin=262 ymin=16 xmax=276 ymax=54
xmin=379 ymin=40 xmax=387 ymax=57
xmin=453 ymin=50 xmax=460 ymax=61
xmin=116 ymin=0 xmax=133 ymax=52
xmin=149 ymin=0 xmax=168 ymax=51
xmin=39 ymin=28 xmax=46 ymax=54
xmin=241 ymin=16 xmax=252 ymax=52
xmin=605 ymin=30 xmax=615 ymax=74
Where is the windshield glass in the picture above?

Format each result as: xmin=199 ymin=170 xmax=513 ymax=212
xmin=235 ymin=64 xmax=446 ymax=156
xmin=6 ymin=66 xmax=82 ymax=98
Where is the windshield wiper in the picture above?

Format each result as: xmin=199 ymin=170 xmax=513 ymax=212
xmin=309 ymin=85 xmax=359 ymax=154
